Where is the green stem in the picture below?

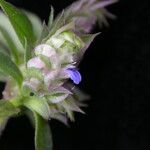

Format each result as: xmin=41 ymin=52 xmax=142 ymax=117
xmin=34 ymin=112 xmax=53 ymax=150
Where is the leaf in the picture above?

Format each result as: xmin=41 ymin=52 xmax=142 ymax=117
xmin=24 ymin=11 xmax=42 ymax=39
xmin=48 ymin=6 xmax=54 ymax=29
xmin=23 ymin=97 xmax=50 ymax=120
xmin=34 ymin=112 xmax=53 ymax=150
xmin=0 ymin=0 xmax=35 ymax=62
xmin=0 ymin=11 xmax=24 ymax=55
xmin=0 ymin=51 xmax=23 ymax=86
xmin=0 ymin=0 xmax=35 ymax=46
xmin=0 ymin=99 xmax=20 ymax=118
xmin=0 ymin=25 xmax=19 ymax=64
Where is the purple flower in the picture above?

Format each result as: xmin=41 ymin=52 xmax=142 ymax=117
xmin=75 ymin=16 xmax=97 ymax=33
xmin=66 ymin=0 xmax=118 ymax=33
xmin=66 ymin=68 xmax=82 ymax=84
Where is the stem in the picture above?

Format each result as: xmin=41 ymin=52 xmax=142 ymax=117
xmin=34 ymin=112 xmax=53 ymax=150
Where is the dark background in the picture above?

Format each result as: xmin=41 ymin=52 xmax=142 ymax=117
xmin=0 ymin=0 xmax=150 ymax=150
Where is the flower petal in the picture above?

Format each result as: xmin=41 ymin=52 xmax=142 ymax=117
xmin=66 ymin=68 xmax=82 ymax=84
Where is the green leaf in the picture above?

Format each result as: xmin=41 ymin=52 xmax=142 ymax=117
xmin=24 ymin=11 xmax=42 ymax=39
xmin=0 ymin=51 xmax=23 ymax=86
xmin=0 ymin=25 xmax=19 ymax=64
xmin=0 ymin=11 xmax=24 ymax=55
xmin=48 ymin=6 xmax=54 ymax=29
xmin=0 ymin=0 xmax=35 ymax=62
xmin=0 ymin=11 xmax=25 ymax=56
xmin=23 ymin=97 xmax=50 ymax=120
xmin=0 ymin=99 xmax=20 ymax=118
xmin=34 ymin=112 xmax=53 ymax=150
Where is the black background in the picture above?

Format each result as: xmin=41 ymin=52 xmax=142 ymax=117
xmin=0 ymin=0 xmax=150 ymax=150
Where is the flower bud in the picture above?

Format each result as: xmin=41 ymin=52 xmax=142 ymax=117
xmin=34 ymin=44 xmax=56 ymax=58
xmin=46 ymin=31 xmax=85 ymax=55
xmin=34 ymin=44 xmax=60 ymax=69
xmin=27 ymin=57 xmax=45 ymax=69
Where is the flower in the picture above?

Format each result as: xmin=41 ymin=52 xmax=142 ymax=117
xmin=24 ymin=28 xmax=84 ymax=90
xmin=65 ymin=0 xmax=118 ymax=33
xmin=75 ymin=16 xmax=97 ymax=33
xmin=65 ymin=68 xmax=82 ymax=84
xmin=21 ymin=24 xmax=88 ymax=122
